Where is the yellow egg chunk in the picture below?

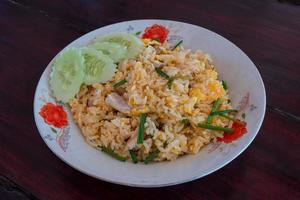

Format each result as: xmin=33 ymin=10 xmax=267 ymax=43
xmin=130 ymin=106 xmax=150 ymax=116
xmin=113 ymin=71 xmax=124 ymax=81
xmin=166 ymin=97 xmax=175 ymax=107
xmin=142 ymin=38 xmax=161 ymax=46
xmin=205 ymin=69 xmax=218 ymax=80
xmin=183 ymin=97 xmax=198 ymax=114
xmin=189 ymin=88 xmax=207 ymax=102
xmin=207 ymin=80 xmax=226 ymax=101
xmin=142 ymin=38 xmax=151 ymax=45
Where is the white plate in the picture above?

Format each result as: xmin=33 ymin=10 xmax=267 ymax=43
xmin=33 ymin=19 xmax=266 ymax=187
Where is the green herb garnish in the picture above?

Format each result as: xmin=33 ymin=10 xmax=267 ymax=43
xmin=144 ymin=149 xmax=160 ymax=164
xmin=221 ymin=80 xmax=228 ymax=90
xmin=135 ymin=31 xmax=142 ymax=36
xmin=242 ymin=113 xmax=246 ymax=119
xmin=197 ymin=123 xmax=233 ymax=133
xmin=129 ymin=150 xmax=138 ymax=164
xmin=155 ymin=68 xmax=174 ymax=89
xmin=207 ymin=98 xmax=222 ymax=124
xmin=167 ymin=78 xmax=174 ymax=89
xmin=171 ymin=40 xmax=183 ymax=51
xmin=211 ymin=109 xmax=238 ymax=116
xmin=113 ymin=79 xmax=127 ymax=88
xmin=181 ymin=118 xmax=190 ymax=125
xmin=155 ymin=67 xmax=170 ymax=79
xmin=137 ymin=113 xmax=147 ymax=144
xmin=219 ymin=114 xmax=235 ymax=121
xmin=154 ymin=68 xmax=178 ymax=89
xmin=100 ymin=146 xmax=126 ymax=161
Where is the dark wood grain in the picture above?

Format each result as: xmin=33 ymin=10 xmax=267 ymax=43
xmin=0 ymin=0 xmax=299 ymax=199
xmin=0 ymin=175 xmax=38 ymax=200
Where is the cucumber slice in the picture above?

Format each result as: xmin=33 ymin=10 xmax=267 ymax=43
xmin=93 ymin=33 xmax=144 ymax=59
xmin=89 ymin=42 xmax=127 ymax=63
xmin=82 ymin=47 xmax=117 ymax=84
xmin=49 ymin=48 xmax=85 ymax=103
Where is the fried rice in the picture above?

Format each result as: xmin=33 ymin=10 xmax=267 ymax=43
xmin=69 ymin=39 xmax=232 ymax=162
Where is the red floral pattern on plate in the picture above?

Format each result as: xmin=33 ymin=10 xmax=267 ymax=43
xmin=218 ymin=120 xmax=247 ymax=143
xmin=39 ymin=103 xmax=68 ymax=128
xmin=142 ymin=24 xmax=169 ymax=43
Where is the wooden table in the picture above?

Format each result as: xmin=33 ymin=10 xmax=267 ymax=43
xmin=1 ymin=0 xmax=299 ymax=199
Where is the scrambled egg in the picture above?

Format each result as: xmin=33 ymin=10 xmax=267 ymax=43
xmin=183 ymin=97 xmax=198 ymax=114
xmin=189 ymin=88 xmax=207 ymax=102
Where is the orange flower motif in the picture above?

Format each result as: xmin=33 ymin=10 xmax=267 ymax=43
xmin=218 ymin=120 xmax=247 ymax=143
xmin=142 ymin=24 xmax=169 ymax=43
xmin=39 ymin=103 xmax=68 ymax=128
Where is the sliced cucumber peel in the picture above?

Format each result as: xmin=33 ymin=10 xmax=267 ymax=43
xmin=81 ymin=47 xmax=117 ymax=85
xmin=49 ymin=48 xmax=85 ymax=103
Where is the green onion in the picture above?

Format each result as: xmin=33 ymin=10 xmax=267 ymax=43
xmin=181 ymin=118 xmax=190 ymax=125
xmin=197 ymin=124 xmax=233 ymax=133
xmin=221 ymin=80 xmax=228 ymax=90
xmin=155 ymin=68 xmax=179 ymax=90
xmin=172 ymin=40 xmax=183 ymax=51
xmin=211 ymin=109 xmax=238 ymax=116
xmin=207 ymin=98 xmax=222 ymax=124
xmin=144 ymin=149 xmax=160 ymax=164
xmin=242 ymin=113 xmax=246 ymax=119
xmin=167 ymin=78 xmax=174 ymax=89
xmin=100 ymin=146 xmax=127 ymax=161
xmin=129 ymin=150 xmax=138 ymax=164
xmin=155 ymin=67 xmax=170 ymax=79
xmin=219 ymin=114 xmax=235 ymax=121
xmin=113 ymin=79 xmax=127 ymax=88
xmin=135 ymin=31 xmax=142 ymax=36
xmin=137 ymin=113 xmax=147 ymax=144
